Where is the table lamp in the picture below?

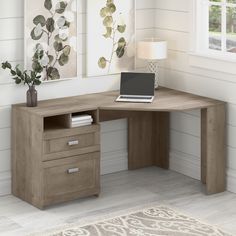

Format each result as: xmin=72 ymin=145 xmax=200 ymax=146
xmin=137 ymin=39 xmax=167 ymax=89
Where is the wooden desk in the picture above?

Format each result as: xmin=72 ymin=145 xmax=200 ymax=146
xmin=12 ymin=87 xmax=226 ymax=208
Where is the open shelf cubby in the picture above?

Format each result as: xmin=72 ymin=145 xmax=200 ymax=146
xmin=43 ymin=110 xmax=99 ymax=132
xmin=44 ymin=114 xmax=71 ymax=131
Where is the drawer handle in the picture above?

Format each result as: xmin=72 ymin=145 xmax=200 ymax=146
xmin=68 ymin=140 xmax=79 ymax=146
xmin=67 ymin=168 xmax=79 ymax=174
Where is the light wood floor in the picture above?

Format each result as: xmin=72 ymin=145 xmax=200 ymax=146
xmin=0 ymin=167 xmax=236 ymax=236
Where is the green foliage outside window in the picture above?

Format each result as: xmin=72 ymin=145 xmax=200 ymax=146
xmin=209 ymin=1 xmax=236 ymax=34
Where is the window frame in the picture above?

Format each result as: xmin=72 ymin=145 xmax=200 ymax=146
xmin=192 ymin=0 xmax=236 ymax=61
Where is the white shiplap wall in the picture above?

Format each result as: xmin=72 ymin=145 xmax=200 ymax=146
xmin=155 ymin=0 xmax=236 ymax=193
xmin=0 ymin=0 xmax=155 ymax=196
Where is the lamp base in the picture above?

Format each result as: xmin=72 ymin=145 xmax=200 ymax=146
xmin=147 ymin=61 xmax=159 ymax=89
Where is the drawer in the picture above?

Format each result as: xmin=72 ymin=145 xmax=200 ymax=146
xmin=43 ymin=127 xmax=100 ymax=161
xmin=43 ymin=152 xmax=100 ymax=205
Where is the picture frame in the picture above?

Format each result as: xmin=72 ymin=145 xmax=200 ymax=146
xmin=24 ymin=0 xmax=78 ymax=82
xmin=86 ymin=0 xmax=136 ymax=77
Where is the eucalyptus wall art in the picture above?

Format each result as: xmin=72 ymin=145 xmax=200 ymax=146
xmin=87 ymin=0 xmax=135 ymax=77
xmin=25 ymin=0 xmax=77 ymax=81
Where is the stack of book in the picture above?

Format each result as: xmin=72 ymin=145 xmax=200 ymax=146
xmin=71 ymin=114 xmax=93 ymax=128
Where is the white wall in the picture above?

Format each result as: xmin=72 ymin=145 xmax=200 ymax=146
xmin=0 ymin=0 xmax=155 ymax=196
xmin=155 ymin=0 xmax=236 ymax=193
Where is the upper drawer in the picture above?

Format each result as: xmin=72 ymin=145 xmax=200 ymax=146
xmin=43 ymin=125 xmax=100 ymax=161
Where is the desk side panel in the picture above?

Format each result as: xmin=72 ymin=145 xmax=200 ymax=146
xmin=12 ymin=108 xmax=43 ymax=207
xmin=201 ymin=105 xmax=226 ymax=194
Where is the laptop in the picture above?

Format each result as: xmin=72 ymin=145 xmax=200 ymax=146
xmin=116 ymin=72 xmax=155 ymax=103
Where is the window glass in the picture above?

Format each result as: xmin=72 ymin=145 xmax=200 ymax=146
xmin=209 ymin=5 xmax=222 ymax=51
xmin=226 ymin=6 xmax=236 ymax=53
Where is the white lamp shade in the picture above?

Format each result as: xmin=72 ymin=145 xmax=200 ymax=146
xmin=137 ymin=40 xmax=167 ymax=60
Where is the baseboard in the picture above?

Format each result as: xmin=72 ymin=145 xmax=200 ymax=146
xmin=0 ymin=171 xmax=11 ymax=196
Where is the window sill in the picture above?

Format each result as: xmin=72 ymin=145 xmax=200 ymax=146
xmin=189 ymin=52 xmax=236 ymax=75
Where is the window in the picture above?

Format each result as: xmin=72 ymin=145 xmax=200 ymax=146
xmin=196 ymin=0 xmax=236 ymax=57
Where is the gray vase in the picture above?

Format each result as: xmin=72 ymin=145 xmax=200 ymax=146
xmin=26 ymin=86 xmax=38 ymax=107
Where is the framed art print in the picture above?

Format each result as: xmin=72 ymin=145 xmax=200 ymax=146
xmin=87 ymin=0 xmax=135 ymax=77
xmin=24 ymin=0 xmax=77 ymax=81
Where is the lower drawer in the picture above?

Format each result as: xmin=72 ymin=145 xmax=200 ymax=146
xmin=43 ymin=152 xmax=100 ymax=206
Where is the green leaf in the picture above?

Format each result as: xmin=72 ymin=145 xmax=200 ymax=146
xmin=103 ymin=16 xmax=113 ymax=27
xmin=30 ymin=27 xmax=43 ymax=40
xmin=54 ymin=34 xmax=66 ymax=42
xmin=53 ymin=41 xmax=63 ymax=52
xmin=107 ymin=3 xmax=116 ymax=13
xmin=55 ymin=1 xmax=67 ymax=14
xmin=116 ymin=38 xmax=127 ymax=58
xmin=44 ymin=0 xmax=52 ymax=10
xmin=25 ymin=74 xmax=32 ymax=84
xmin=16 ymin=67 xmax=22 ymax=76
xmin=63 ymin=45 xmax=71 ymax=56
xmin=34 ymin=79 xmax=41 ymax=85
xmin=1 ymin=63 xmax=6 ymax=69
xmin=118 ymin=37 xmax=126 ymax=47
xmin=11 ymin=70 xmax=16 ymax=76
xmin=6 ymin=62 xmax=12 ymax=69
xmin=58 ymin=53 xmax=69 ymax=66
xmin=35 ymin=43 xmax=43 ymax=50
xmin=103 ymin=27 xmax=112 ymax=38
xmin=46 ymin=18 xmax=55 ymax=33
xmin=47 ymin=67 xmax=60 ymax=80
xmin=56 ymin=16 xmax=66 ymax=28
xmin=116 ymin=46 xmax=125 ymax=58
xmin=31 ymin=71 xmax=36 ymax=80
xmin=15 ymin=78 xmax=22 ymax=84
xmin=32 ymin=61 xmax=43 ymax=73
xmin=39 ymin=50 xmax=44 ymax=59
xmin=54 ymin=34 xmax=61 ymax=42
xmin=2 ymin=61 xmax=12 ymax=69
xmin=33 ymin=15 xmax=46 ymax=26
xmin=64 ymin=21 xmax=70 ymax=27
xmin=98 ymin=57 xmax=107 ymax=69
xmin=117 ymin=24 xmax=126 ymax=33
xmin=100 ymin=7 xmax=109 ymax=18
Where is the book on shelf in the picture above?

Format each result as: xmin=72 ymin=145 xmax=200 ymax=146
xmin=71 ymin=121 xmax=92 ymax=128
xmin=71 ymin=114 xmax=93 ymax=128
xmin=71 ymin=114 xmax=92 ymax=122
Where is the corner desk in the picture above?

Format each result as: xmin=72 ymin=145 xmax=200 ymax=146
xmin=12 ymin=87 xmax=226 ymax=209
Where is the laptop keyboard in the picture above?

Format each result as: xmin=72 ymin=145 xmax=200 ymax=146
xmin=120 ymin=96 xmax=153 ymax=99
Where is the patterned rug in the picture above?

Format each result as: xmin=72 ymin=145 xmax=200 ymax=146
xmin=33 ymin=206 xmax=232 ymax=236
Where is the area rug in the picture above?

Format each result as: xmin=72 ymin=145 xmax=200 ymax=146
xmin=32 ymin=205 xmax=232 ymax=236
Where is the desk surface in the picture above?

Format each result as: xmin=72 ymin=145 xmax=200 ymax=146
xmin=14 ymin=87 xmax=225 ymax=117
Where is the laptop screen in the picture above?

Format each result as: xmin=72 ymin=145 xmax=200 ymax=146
xmin=120 ymin=72 xmax=155 ymax=96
